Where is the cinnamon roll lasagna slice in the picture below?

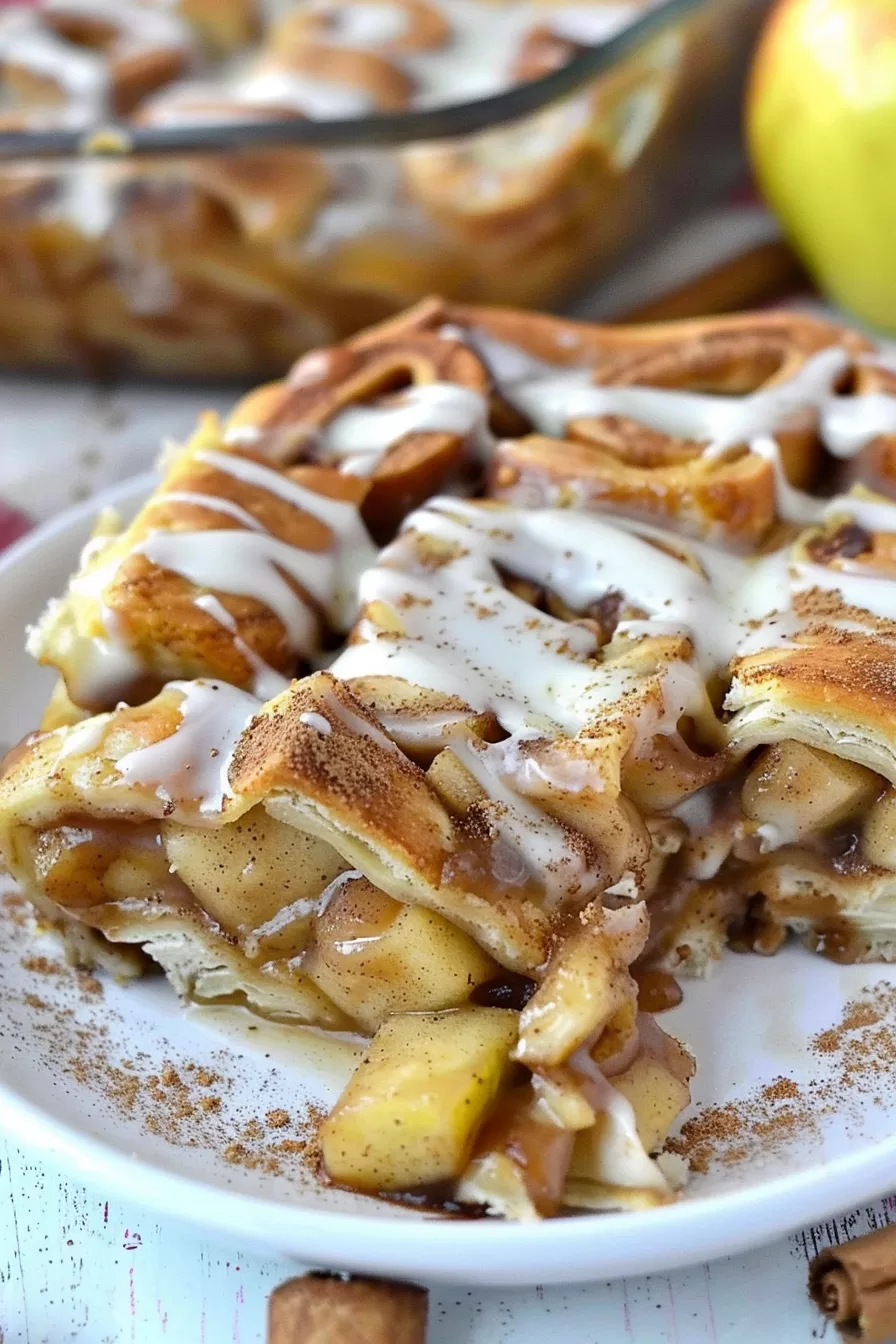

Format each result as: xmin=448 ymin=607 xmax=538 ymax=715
xmin=8 ymin=301 xmax=896 ymax=1219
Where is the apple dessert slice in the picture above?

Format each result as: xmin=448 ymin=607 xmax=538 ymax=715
xmin=0 ymin=660 xmax=692 ymax=1217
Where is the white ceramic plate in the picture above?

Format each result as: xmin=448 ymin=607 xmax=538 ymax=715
xmin=2 ymin=477 xmax=896 ymax=1287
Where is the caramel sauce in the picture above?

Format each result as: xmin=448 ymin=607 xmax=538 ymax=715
xmin=810 ymin=919 xmax=870 ymax=965
xmin=314 ymin=877 xmax=400 ymax=945
xmin=472 ymin=1086 xmax=574 ymax=1218
xmin=727 ymin=894 xmax=787 ymax=957
xmin=31 ymin=816 xmax=190 ymax=913
xmin=634 ymin=968 xmax=682 ymax=1014
xmin=826 ymin=830 xmax=871 ymax=878
xmin=376 ymin=1186 xmax=488 ymax=1219
xmin=440 ymin=831 xmax=546 ymax=908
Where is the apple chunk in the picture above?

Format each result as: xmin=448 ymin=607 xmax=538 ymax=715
xmin=741 ymin=742 xmax=879 ymax=846
xmin=320 ymin=1007 xmax=518 ymax=1192
xmin=304 ymin=874 xmax=496 ymax=1032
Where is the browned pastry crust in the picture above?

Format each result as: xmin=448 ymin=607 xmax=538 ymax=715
xmin=231 ymin=329 xmax=491 ymax=540
xmin=364 ymin=300 xmax=871 ymax=546
xmin=26 ymin=413 xmax=374 ymax=710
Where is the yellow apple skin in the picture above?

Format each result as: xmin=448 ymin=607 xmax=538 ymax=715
xmin=747 ymin=0 xmax=896 ymax=331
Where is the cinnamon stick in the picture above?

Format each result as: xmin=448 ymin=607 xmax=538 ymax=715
xmin=268 ymin=1271 xmax=427 ymax=1343
xmin=809 ymin=1224 xmax=896 ymax=1341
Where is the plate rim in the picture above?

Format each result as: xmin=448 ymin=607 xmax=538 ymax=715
xmin=1 ymin=476 xmax=895 ymax=1286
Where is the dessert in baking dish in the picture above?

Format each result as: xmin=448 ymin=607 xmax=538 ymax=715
xmin=0 ymin=0 xmax=768 ymax=376
xmin=9 ymin=302 xmax=896 ymax=1219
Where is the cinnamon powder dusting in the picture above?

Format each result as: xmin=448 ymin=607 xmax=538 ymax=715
xmin=5 ymin=910 xmax=327 ymax=1184
xmin=668 ymin=982 xmax=896 ymax=1175
xmin=667 ymin=1075 xmax=814 ymax=1175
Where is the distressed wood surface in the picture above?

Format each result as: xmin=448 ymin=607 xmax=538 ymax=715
xmin=3 ymin=1136 xmax=891 ymax=1342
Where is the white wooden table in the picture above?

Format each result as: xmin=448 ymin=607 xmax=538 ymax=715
xmin=5 ymin=1131 xmax=889 ymax=1343
xmin=0 ymin=371 xmax=890 ymax=1344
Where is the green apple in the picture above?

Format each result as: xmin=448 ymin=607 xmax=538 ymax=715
xmin=747 ymin=0 xmax=896 ymax=331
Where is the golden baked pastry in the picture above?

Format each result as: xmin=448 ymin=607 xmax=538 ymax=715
xmin=8 ymin=301 xmax=896 ymax=1218
xmin=26 ymin=414 xmax=377 ymax=712
xmin=351 ymin=299 xmax=878 ymax=545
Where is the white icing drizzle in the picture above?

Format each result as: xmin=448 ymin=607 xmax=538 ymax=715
xmin=136 ymin=530 xmax=325 ymax=654
xmin=509 ymin=348 xmax=852 ymax=452
xmin=404 ymin=1 xmax=609 ymax=108
xmin=193 ymin=593 xmax=291 ymax=701
xmin=568 ymin=1046 xmax=669 ymax=1193
xmin=822 ymin=393 xmax=896 ymax=458
xmin=546 ymin=4 xmax=640 ymax=43
xmin=194 ymin=449 xmax=377 ymax=626
xmin=151 ymin=490 xmax=269 ymax=533
xmin=332 ymin=498 xmax=726 ymax=742
xmin=307 ymin=0 xmax=410 ymax=47
xmin=299 ymin=711 xmax=332 ymax=735
xmin=314 ymin=382 xmax=491 ymax=476
xmin=823 ymin=494 xmax=896 ymax=533
xmin=53 ymin=712 xmax=111 ymax=762
xmin=370 ymin=705 xmax=480 ymax=746
xmin=232 ymin=67 xmax=375 ymax=119
xmin=33 ymin=447 xmax=377 ymax=706
xmin=116 ymin=680 xmax=260 ymax=815
xmin=439 ymin=324 xmax=560 ymax=384
xmin=321 ymin=688 xmax=404 ymax=756
xmin=29 ymin=540 xmax=154 ymax=706
xmin=860 ymin=352 xmax=896 ymax=375
xmin=62 ymin=157 xmax=120 ymax=239
xmin=333 ymin=495 xmax=866 ymax=785
xmin=450 ymin=737 xmax=601 ymax=906
xmin=0 ymin=8 xmax=108 ymax=112
xmin=127 ymin=447 xmax=377 ymax=658
xmin=0 ymin=0 xmax=193 ymax=119
xmin=223 ymin=424 xmax=263 ymax=447
xmin=449 ymin=326 xmax=896 ymax=466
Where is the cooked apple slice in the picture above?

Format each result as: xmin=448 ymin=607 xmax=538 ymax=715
xmin=515 ymin=904 xmax=648 ymax=1068
xmin=320 ymin=1006 xmax=518 ymax=1192
xmin=304 ymin=874 xmax=496 ymax=1032
xmin=862 ymin=786 xmax=896 ymax=869
xmin=742 ymin=741 xmax=880 ymax=846
xmin=162 ymin=806 xmax=347 ymax=959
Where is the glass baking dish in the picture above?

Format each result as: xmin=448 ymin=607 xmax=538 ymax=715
xmin=0 ymin=0 xmax=771 ymax=379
